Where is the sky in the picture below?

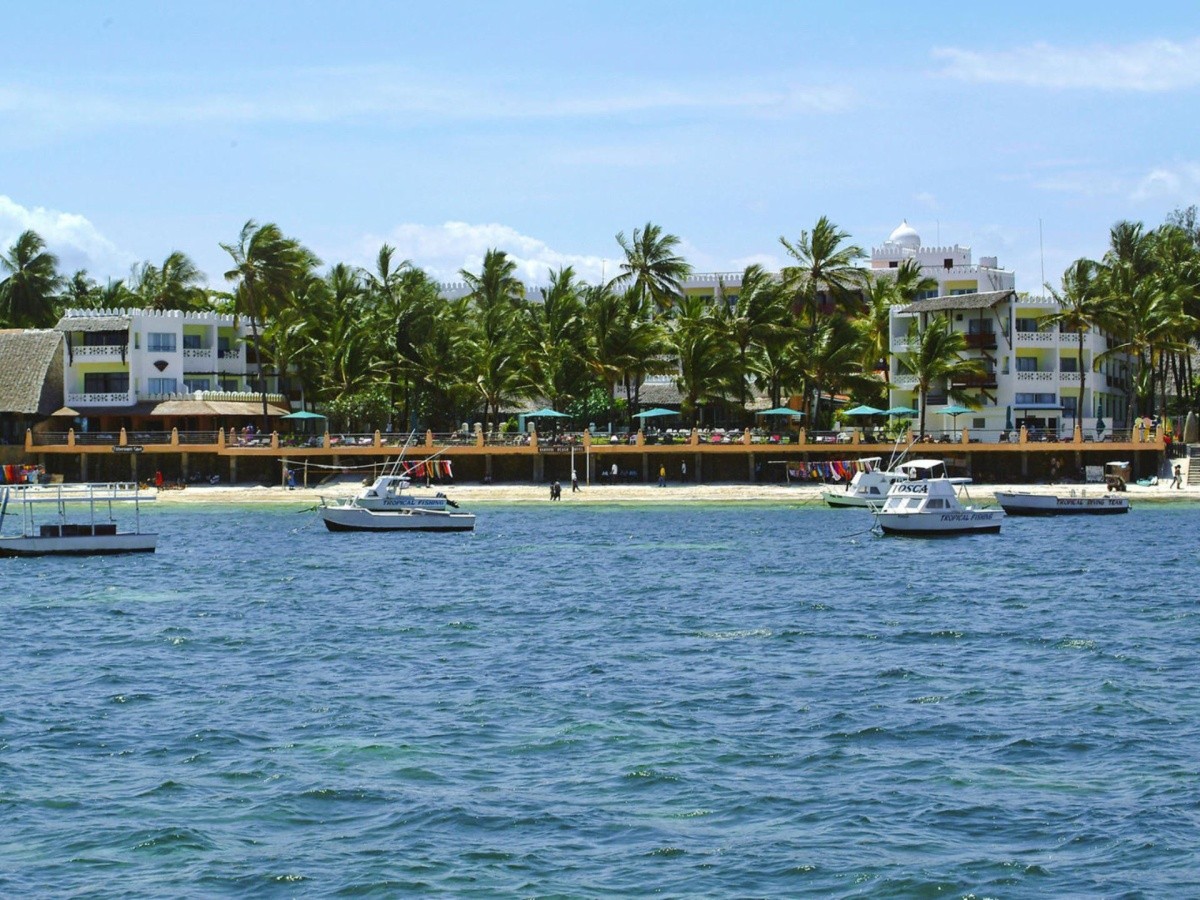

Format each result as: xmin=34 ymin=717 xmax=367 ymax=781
xmin=2 ymin=1 xmax=1199 ymax=294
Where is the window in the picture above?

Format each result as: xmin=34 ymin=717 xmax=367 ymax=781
xmin=184 ymin=378 xmax=210 ymax=392
xmin=1015 ymin=393 xmax=1056 ymax=405
xmin=81 ymin=330 xmax=126 ymax=346
xmin=182 ymin=334 xmax=202 ymax=349
xmin=83 ymin=372 xmax=129 ymax=393
xmin=147 ymin=332 xmax=176 ymax=352
xmin=943 ymin=258 xmax=953 ymax=268
xmin=220 ymin=379 xmax=239 ymax=392
xmin=1060 ymin=357 xmax=1077 ymax=372
xmin=1062 ymin=396 xmax=1078 ymax=415
xmin=967 ymin=319 xmax=994 ymax=334
xmin=1016 ymin=357 xmax=1038 ymax=372
xmin=1015 ymin=317 xmax=1039 ymax=332
xmin=972 ymin=418 xmax=985 ymax=429
xmin=888 ymin=261 xmax=898 ymax=268
xmin=148 ymin=377 xmax=177 ymax=394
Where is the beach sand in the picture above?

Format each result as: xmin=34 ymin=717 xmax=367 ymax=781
xmin=152 ymin=480 xmax=1195 ymax=506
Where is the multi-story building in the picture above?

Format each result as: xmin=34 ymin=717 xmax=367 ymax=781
xmin=55 ymin=308 xmax=286 ymax=428
xmin=880 ymin=222 xmax=1127 ymax=437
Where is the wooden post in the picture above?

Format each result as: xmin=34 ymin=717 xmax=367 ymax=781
xmin=119 ymin=427 xmax=128 ymax=446
xmin=67 ymin=428 xmax=75 ymax=448
xmin=170 ymin=427 xmax=180 ymax=446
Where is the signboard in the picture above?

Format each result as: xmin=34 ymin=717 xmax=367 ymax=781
xmin=112 ymin=446 xmax=144 ymax=454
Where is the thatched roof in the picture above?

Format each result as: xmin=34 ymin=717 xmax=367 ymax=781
xmin=54 ymin=314 xmax=131 ymax=332
xmin=901 ymin=289 xmax=1015 ymax=314
xmin=0 ymin=330 xmax=64 ymax=414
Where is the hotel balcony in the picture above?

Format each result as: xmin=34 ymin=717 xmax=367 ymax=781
xmin=964 ymin=333 xmax=997 ymax=350
xmin=67 ymin=391 xmax=135 ymax=407
xmin=1016 ymin=370 xmax=1056 ymax=384
xmin=951 ymin=373 xmax=998 ymax=389
xmin=183 ymin=347 xmax=216 ymax=371
xmin=71 ymin=344 xmax=128 ymax=360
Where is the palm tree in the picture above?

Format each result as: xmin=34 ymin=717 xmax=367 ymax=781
xmin=1040 ymin=258 xmax=1111 ymax=433
xmin=897 ymin=315 xmax=985 ymax=439
xmin=717 ymin=264 xmax=791 ymax=415
xmin=611 ymin=222 xmax=691 ymax=314
xmin=0 ymin=230 xmax=63 ymax=328
xmin=461 ymin=250 xmax=528 ymax=428
xmin=779 ymin=216 xmax=865 ymax=417
xmin=799 ymin=316 xmax=877 ymax=429
xmin=221 ymin=220 xmax=319 ymax=422
xmin=130 ymin=251 xmax=207 ymax=311
xmin=522 ymin=266 xmax=589 ymax=411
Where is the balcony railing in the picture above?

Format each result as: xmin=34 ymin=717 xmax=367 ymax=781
xmin=183 ymin=347 xmax=213 ymax=358
xmin=951 ymin=374 xmax=998 ymax=388
xmin=1015 ymin=330 xmax=1055 ymax=344
xmin=71 ymin=344 xmax=126 ymax=359
xmin=1016 ymin=370 xmax=1055 ymax=382
xmin=68 ymin=391 xmax=134 ymax=406
xmin=964 ymin=333 xmax=997 ymax=349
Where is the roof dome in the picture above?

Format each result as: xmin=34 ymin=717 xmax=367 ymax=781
xmin=887 ymin=219 xmax=921 ymax=251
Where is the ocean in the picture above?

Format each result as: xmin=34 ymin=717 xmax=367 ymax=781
xmin=2 ymin=501 xmax=1198 ymax=896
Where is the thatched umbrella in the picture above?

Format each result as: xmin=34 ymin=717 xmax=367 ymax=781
xmin=1184 ymin=410 xmax=1198 ymax=444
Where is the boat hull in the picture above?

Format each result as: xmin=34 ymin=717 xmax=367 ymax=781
xmin=822 ymin=491 xmax=872 ymax=509
xmin=0 ymin=533 xmax=158 ymax=556
xmin=320 ymin=506 xmax=475 ymax=532
xmin=876 ymin=512 xmax=1003 ymax=536
xmin=994 ymin=492 xmax=1129 ymax=516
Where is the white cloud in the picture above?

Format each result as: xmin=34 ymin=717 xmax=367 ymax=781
xmin=933 ymin=38 xmax=1200 ymax=91
xmin=1131 ymin=163 xmax=1200 ymax=201
xmin=0 ymin=66 xmax=856 ymax=137
xmin=0 ymin=195 xmax=134 ymax=278
xmin=347 ymin=222 xmax=612 ymax=287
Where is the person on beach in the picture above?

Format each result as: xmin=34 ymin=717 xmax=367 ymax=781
xmin=154 ymin=470 xmax=164 ymax=491
xmin=680 ymin=460 xmax=687 ymax=482
xmin=658 ymin=465 xmax=666 ymax=487
xmin=611 ymin=462 xmax=618 ymax=484
xmin=1171 ymin=465 xmax=1183 ymax=489
xmin=571 ymin=469 xmax=580 ymax=492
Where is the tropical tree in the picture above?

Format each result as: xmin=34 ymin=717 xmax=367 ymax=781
xmin=611 ymin=221 xmax=691 ymax=314
xmin=461 ymin=250 xmax=529 ymax=428
xmin=716 ymin=264 xmax=791 ymax=414
xmin=1040 ymin=257 xmax=1112 ymax=432
xmin=221 ymin=220 xmax=318 ymax=422
xmin=522 ymin=266 xmax=590 ymax=412
xmin=668 ymin=299 xmax=740 ymax=425
xmin=129 ymin=251 xmax=207 ymax=311
xmin=896 ymin=315 xmax=985 ymax=439
xmin=798 ymin=316 xmax=876 ymax=428
xmin=0 ymin=230 xmax=63 ymax=327
xmin=779 ymin=216 xmax=865 ymax=417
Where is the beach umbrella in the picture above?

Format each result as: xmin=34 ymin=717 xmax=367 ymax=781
xmin=633 ymin=407 xmax=680 ymax=419
xmin=843 ymin=404 xmax=885 ymax=416
xmin=939 ymin=404 xmax=974 ymax=428
xmin=1004 ymin=406 xmax=1014 ymax=431
xmin=1185 ymin=410 xmax=1198 ymax=443
xmin=758 ymin=406 xmax=805 ymax=417
xmin=280 ymin=410 xmax=326 ymax=420
xmin=884 ymin=406 xmax=918 ymax=416
xmin=524 ymin=407 xmax=570 ymax=418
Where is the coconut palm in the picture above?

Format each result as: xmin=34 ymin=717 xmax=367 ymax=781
xmin=611 ymin=221 xmax=691 ymax=314
xmin=461 ymin=250 xmax=529 ymax=428
xmin=522 ymin=266 xmax=590 ymax=411
xmin=716 ymin=264 xmax=791 ymax=415
xmin=667 ymin=298 xmax=740 ymax=426
xmin=0 ymin=230 xmax=63 ymax=328
xmin=896 ymin=315 xmax=985 ymax=439
xmin=221 ymin=220 xmax=318 ymax=421
xmin=130 ymin=251 xmax=207 ymax=311
xmin=779 ymin=217 xmax=865 ymax=417
xmin=1040 ymin=258 xmax=1112 ymax=432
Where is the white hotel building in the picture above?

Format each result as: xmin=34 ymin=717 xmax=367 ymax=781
xmin=55 ymin=308 xmax=284 ymax=425
xmin=878 ymin=221 xmax=1127 ymax=438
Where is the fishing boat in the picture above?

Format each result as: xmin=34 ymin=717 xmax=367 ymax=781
xmin=873 ymin=459 xmax=1004 ymax=536
xmin=821 ymin=457 xmax=908 ymax=509
xmin=0 ymin=482 xmax=157 ymax=556
xmin=993 ymin=490 xmax=1129 ymax=516
xmin=318 ymin=466 xmax=475 ymax=532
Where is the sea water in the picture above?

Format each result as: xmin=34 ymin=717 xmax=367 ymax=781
xmin=2 ymin=501 xmax=1199 ymax=896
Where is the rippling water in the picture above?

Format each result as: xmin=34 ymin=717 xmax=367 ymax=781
xmin=2 ymin=500 xmax=1199 ymax=896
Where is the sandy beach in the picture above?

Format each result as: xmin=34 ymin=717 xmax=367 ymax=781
xmin=152 ymin=479 xmax=1196 ymax=506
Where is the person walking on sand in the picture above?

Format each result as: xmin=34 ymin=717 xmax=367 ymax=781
xmin=658 ymin=464 xmax=666 ymax=487
xmin=680 ymin=460 xmax=687 ymax=483
xmin=154 ymin=470 xmax=164 ymax=491
xmin=571 ymin=469 xmax=580 ymax=492
xmin=1171 ymin=464 xmax=1183 ymax=489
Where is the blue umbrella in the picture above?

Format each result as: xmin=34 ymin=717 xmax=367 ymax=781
xmin=633 ymin=407 xmax=680 ymax=419
xmin=758 ymin=406 xmax=805 ymax=417
xmin=884 ymin=406 xmax=918 ymax=416
xmin=843 ymin=404 xmax=885 ymax=416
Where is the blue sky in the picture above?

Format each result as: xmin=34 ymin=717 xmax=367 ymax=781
xmin=3 ymin=1 xmax=1199 ymax=293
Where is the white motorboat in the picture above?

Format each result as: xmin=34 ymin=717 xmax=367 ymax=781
xmin=873 ymin=460 xmax=1004 ymax=536
xmin=821 ymin=458 xmax=908 ymax=509
xmin=318 ymin=467 xmax=474 ymax=532
xmin=0 ymin=482 xmax=157 ymax=556
xmin=994 ymin=490 xmax=1129 ymax=516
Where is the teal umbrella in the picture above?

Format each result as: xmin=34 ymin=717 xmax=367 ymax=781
xmin=524 ymin=407 xmax=570 ymax=418
xmin=758 ymin=406 xmax=805 ymax=417
xmin=281 ymin=410 xmax=327 ymax=420
xmin=940 ymin=404 xmax=974 ymax=428
xmin=884 ymin=406 xmax=918 ymax=416
xmin=633 ymin=407 xmax=680 ymax=419
xmin=843 ymin=405 xmax=885 ymax=416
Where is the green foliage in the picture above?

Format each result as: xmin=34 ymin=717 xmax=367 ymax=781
xmin=326 ymin=387 xmax=391 ymax=432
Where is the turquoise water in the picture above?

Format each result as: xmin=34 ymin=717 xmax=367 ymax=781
xmin=2 ymin=501 xmax=1199 ymax=896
